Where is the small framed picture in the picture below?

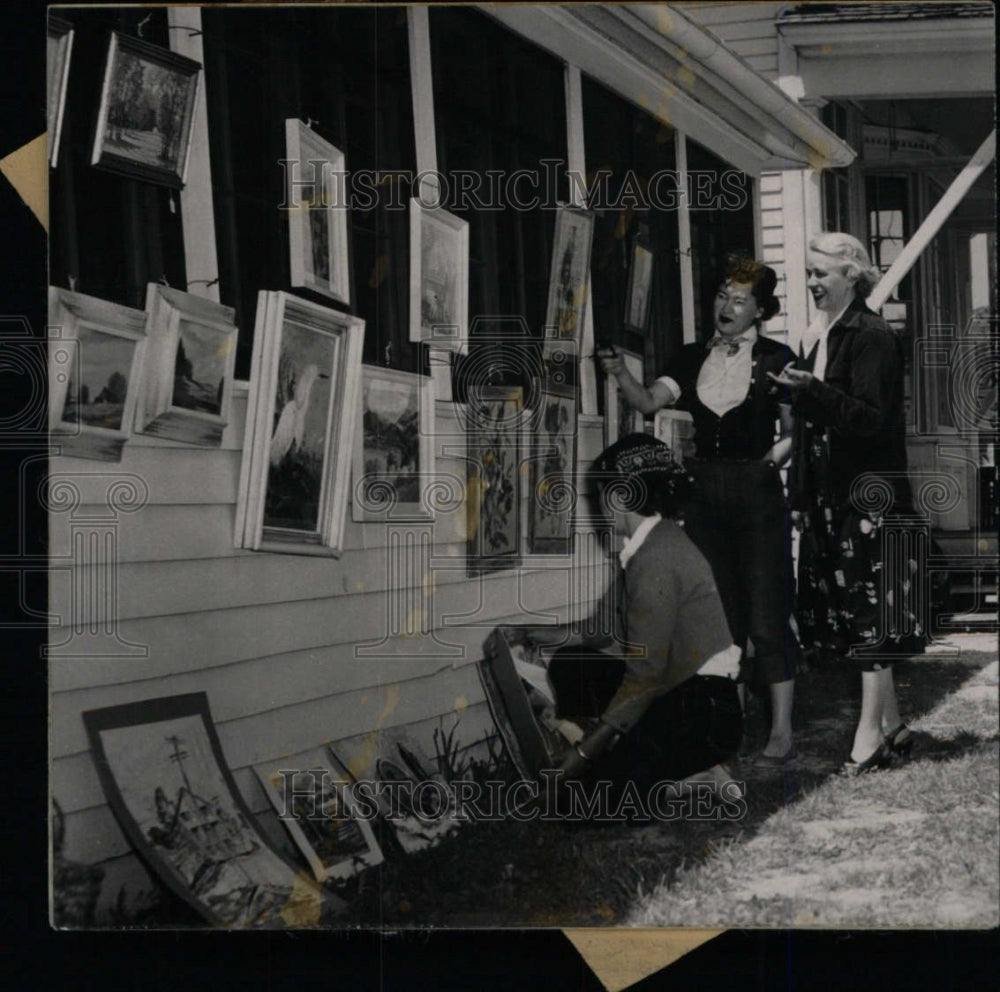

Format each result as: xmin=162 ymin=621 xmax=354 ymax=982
xmin=624 ymin=240 xmax=654 ymax=334
xmin=528 ymin=378 xmax=577 ymax=555
xmin=352 ymin=365 xmax=435 ymax=521
xmin=83 ymin=692 xmax=329 ymax=929
xmin=544 ymin=205 xmax=595 ymax=344
xmin=466 ymin=386 xmax=524 ymax=574
xmin=653 ymin=409 xmax=695 ymax=465
xmin=604 ymin=348 xmax=646 ymax=447
xmin=49 ymin=287 xmax=147 ymax=462
xmin=47 ymin=15 xmax=74 ymax=167
xmin=409 ymin=200 xmax=469 ymax=353
xmin=91 ymin=31 xmax=201 ymax=188
xmin=136 ymin=284 xmax=238 ymax=447
xmin=235 ymin=292 xmax=364 ymax=556
xmin=255 ymin=751 xmax=383 ymax=884
xmin=285 ymin=119 xmax=350 ymax=306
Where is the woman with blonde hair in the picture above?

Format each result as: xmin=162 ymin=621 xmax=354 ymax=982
xmin=770 ymin=231 xmax=921 ymax=774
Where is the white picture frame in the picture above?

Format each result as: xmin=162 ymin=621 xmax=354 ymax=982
xmin=285 ymin=118 xmax=350 ymax=306
xmin=235 ymin=291 xmax=364 ymax=556
xmin=544 ymin=205 xmax=595 ymax=345
xmin=352 ymin=365 xmax=436 ymax=521
xmin=604 ymin=348 xmax=646 ymax=446
xmin=47 ymin=15 xmax=74 ymax=168
xmin=254 ymin=751 xmax=383 ymax=884
xmin=136 ymin=284 xmax=238 ymax=447
xmin=48 ymin=287 xmax=147 ymax=462
xmin=409 ymin=199 xmax=469 ymax=354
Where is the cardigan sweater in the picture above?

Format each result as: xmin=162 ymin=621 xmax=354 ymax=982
xmin=598 ymin=518 xmax=734 ymax=734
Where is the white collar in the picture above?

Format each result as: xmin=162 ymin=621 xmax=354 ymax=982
xmin=619 ymin=513 xmax=662 ymax=569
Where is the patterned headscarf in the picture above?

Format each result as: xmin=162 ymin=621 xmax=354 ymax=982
xmin=591 ymin=433 xmax=694 ymax=518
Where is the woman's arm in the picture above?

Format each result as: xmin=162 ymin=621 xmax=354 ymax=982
xmin=600 ymin=351 xmax=677 ymax=415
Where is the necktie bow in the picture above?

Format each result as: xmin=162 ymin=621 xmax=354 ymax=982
xmin=707 ymin=335 xmax=750 ymax=357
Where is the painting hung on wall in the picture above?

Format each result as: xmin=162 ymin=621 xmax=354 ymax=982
xmin=255 ymin=751 xmax=383 ymax=883
xmin=83 ymin=693 xmax=341 ymax=928
xmin=47 ymin=15 xmax=74 ymax=167
xmin=466 ymin=386 xmax=523 ymax=574
xmin=529 ymin=378 xmax=577 ymax=555
xmin=544 ymin=205 xmax=595 ymax=344
xmin=48 ymin=287 xmax=147 ymax=462
xmin=409 ymin=200 xmax=469 ymax=353
xmin=135 ymin=284 xmax=238 ymax=446
xmin=624 ymin=240 xmax=654 ymax=334
xmin=352 ymin=365 xmax=435 ymax=521
xmin=604 ymin=348 xmax=646 ymax=447
xmin=235 ymin=292 xmax=364 ymax=556
xmin=91 ymin=31 xmax=201 ymax=188
xmin=285 ymin=119 xmax=350 ymax=306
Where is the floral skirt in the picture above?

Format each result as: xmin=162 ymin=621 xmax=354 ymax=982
xmin=796 ymin=494 xmax=926 ymax=669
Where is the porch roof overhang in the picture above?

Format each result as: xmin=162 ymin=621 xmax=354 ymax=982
xmin=779 ymin=10 xmax=995 ymax=99
xmin=478 ymin=3 xmax=856 ymax=175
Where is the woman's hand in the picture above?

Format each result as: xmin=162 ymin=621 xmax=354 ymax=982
xmin=598 ymin=351 xmax=625 ymax=378
xmin=767 ymin=361 xmax=813 ymax=391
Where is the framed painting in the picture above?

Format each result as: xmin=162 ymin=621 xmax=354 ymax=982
xmin=604 ymin=348 xmax=646 ymax=447
xmin=466 ymin=386 xmax=524 ymax=574
xmin=255 ymin=751 xmax=383 ymax=884
xmin=653 ymin=409 xmax=696 ymax=465
xmin=528 ymin=379 xmax=577 ymax=555
xmin=83 ymin=693 xmax=337 ymax=929
xmin=285 ymin=119 xmax=350 ymax=306
xmin=544 ymin=205 xmax=595 ymax=345
xmin=409 ymin=200 xmax=469 ymax=353
xmin=135 ymin=284 xmax=238 ymax=447
xmin=91 ymin=32 xmax=201 ymax=188
xmin=235 ymin=291 xmax=364 ymax=556
xmin=624 ymin=240 xmax=654 ymax=334
xmin=328 ymin=728 xmax=458 ymax=855
xmin=352 ymin=365 xmax=435 ymax=521
xmin=48 ymin=287 xmax=147 ymax=462
xmin=47 ymin=15 xmax=74 ymax=167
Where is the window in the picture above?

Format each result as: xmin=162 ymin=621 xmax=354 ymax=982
xmin=687 ymin=138 xmax=756 ymax=342
xmin=201 ymin=6 xmax=417 ymax=379
xmin=49 ymin=7 xmax=187 ymax=309
xmin=581 ymin=74 xmax=682 ymax=386
xmin=429 ymin=6 xmax=568 ymax=395
xmin=821 ymin=103 xmax=852 ymax=235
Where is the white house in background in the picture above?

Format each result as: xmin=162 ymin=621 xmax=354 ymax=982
xmin=680 ymin=0 xmax=996 ymax=609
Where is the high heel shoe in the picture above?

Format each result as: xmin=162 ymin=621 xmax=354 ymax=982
xmin=884 ymin=723 xmax=914 ymax=758
xmin=840 ymin=740 xmax=895 ymax=777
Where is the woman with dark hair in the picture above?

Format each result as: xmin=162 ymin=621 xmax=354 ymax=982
xmin=601 ymin=259 xmax=801 ymax=763
xmin=770 ymin=232 xmax=918 ymax=774
xmin=507 ymin=434 xmax=743 ymax=791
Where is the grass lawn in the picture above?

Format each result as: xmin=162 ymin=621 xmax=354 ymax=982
xmin=343 ymin=632 xmax=998 ymax=929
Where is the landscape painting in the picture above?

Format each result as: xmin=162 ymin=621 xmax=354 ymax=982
xmin=61 ymin=326 xmax=134 ymax=431
xmin=353 ymin=366 xmax=434 ymax=521
xmin=91 ymin=32 xmax=201 ymax=187
xmin=409 ymin=201 xmax=468 ymax=352
xmin=172 ymin=320 xmax=225 ymax=416
xmin=83 ymin=693 xmax=337 ymax=928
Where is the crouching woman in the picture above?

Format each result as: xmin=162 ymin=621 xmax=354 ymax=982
xmin=509 ymin=433 xmax=744 ymax=798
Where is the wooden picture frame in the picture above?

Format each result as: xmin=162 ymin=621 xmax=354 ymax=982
xmin=91 ymin=31 xmax=201 ymax=188
xmin=624 ymin=240 xmax=654 ymax=334
xmin=409 ymin=200 xmax=469 ymax=354
xmin=466 ymin=386 xmax=523 ymax=574
xmin=83 ymin=692 xmax=330 ymax=929
xmin=255 ymin=751 xmax=383 ymax=884
xmin=235 ymin=292 xmax=364 ymax=556
xmin=653 ymin=409 xmax=696 ymax=465
xmin=352 ymin=365 xmax=435 ymax=521
xmin=284 ymin=119 xmax=350 ymax=306
xmin=604 ymin=348 xmax=646 ymax=446
xmin=48 ymin=287 xmax=147 ymax=462
xmin=544 ymin=205 xmax=595 ymax=345
xmin=47 ymin=15 xmax=74 ymax=167
xmin=136 ymin=284 xmax=238 ymax=447
xmin=528 ymin=378 xmax=577 ymax=555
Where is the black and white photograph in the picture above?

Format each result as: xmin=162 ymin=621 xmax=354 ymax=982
xmin=35 ymin=0 xmax=999 ymax=955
